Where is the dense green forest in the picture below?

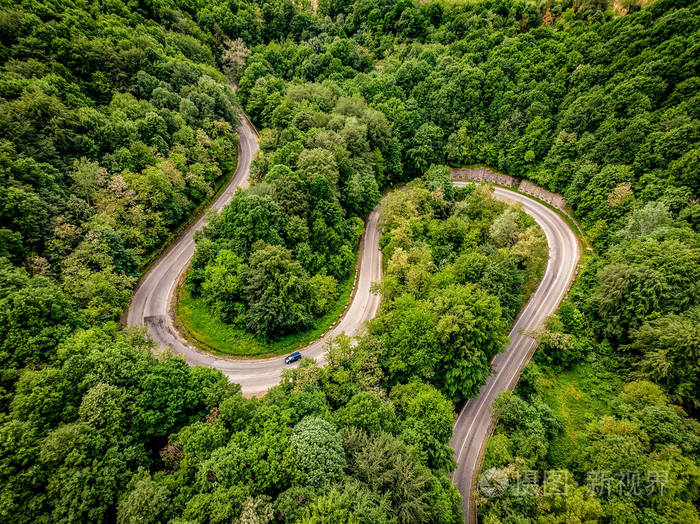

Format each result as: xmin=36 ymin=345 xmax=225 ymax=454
xmin=185 ymin=83 xmax=390 ymax=339
xmin=0 ymin=0 xmax=240 ymax=342
xmin=231 ymin=1 xmax=700 ymax=519
xmin=0 ymin=0 xmax=698 ymax=522
xmin=368 ymin=173 xmax=547 ymax=402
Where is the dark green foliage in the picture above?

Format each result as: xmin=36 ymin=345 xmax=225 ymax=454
xmin=209 ymin=192 xmax=286 ymax=259
xmin=0 ymin=0 xmax=240 ymax=329
xmin=0 ymin=328 xmax=235 ymax=522
xmin=0 ymin=0 xmax=699 ymax=522
xmin=588 ymin=238 xmax=699 ymax=343
xmin=244 ymin=243 xmax=315 ymax=338
xmin=627 ymin=310 xmax=700 ymax=414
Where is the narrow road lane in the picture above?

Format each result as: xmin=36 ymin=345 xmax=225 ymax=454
xmin=450 ymin=184 xmax=580 ymax=523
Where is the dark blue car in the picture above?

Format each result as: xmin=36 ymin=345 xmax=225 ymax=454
xmin=285 ymin=352 xmax=302 ymax=364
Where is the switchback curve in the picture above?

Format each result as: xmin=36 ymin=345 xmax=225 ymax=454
xmin=126 ymin=113 xmax=382 ymax=395
xmin=127 ymin=110 xmax=580 ymax=522
xmin=450 ymin=183 xmax=580 ymax=522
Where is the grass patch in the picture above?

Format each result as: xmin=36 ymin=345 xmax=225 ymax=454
xmin=175 ymin=257 xmax=357 ymax=358
xmin=538 ymin=362 xmax=622 ymax=468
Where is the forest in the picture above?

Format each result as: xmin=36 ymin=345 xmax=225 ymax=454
xmin=184 ymin=83 xmax=389 ymax=340
xmin=0 ymin=0 xmax=698 ymax=522
xmin=368 ymin=173 xmax=547 ymax=402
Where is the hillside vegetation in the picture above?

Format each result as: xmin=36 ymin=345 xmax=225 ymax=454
xmin=0 ymin=0 xmax=697 ymax=522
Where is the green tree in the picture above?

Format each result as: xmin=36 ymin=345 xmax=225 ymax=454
xmin=117 ymin=472 xmax=170 ymax=524
xmin=290 ymin=416 xmax=346 ymax=488
xmin=69 ymin=157 xmax=103 ymax=206
xmin=628 ymin=312 xmax=700 ymax=414
xmin=345 ymin=430 xmax=432 ymax=523
xmin=209 ymin=191 xmax=286 ymax=259
xmin=489 ymin=208 xmax=520 ymax=248
xmin=423 ymin=164 xmax=455 ymax=201
xmin=202 ymin=249 xmax=246 ymax=325
xmin=334 ymin=392 xmax=397 ymax=434
xmin=0 ymin=276 xmax=80 ymax=366
xmin=309 ymin=273 xmax=338 ymax=316
xmin=244 ymin=242 xmax=315 ymax=338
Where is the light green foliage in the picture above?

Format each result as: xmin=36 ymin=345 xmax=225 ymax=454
xmin=333 ymin=391 xmax=397 ymax=434
xmin=117 ymin=472 xmax=170 ymax=524
xmin=69 ymin=158 xmax=102 ymax=205
xmin=423 ymin=164 xmax=455 ymax=201
xmin=78 ymin=383 xmax=127 ymax=433
xmin=290 ymin=416 xmax=347 ymax=488
xmin=237 ymin=495 xmax=274 ymax=524
xmin=532 ymin=315 xmax=586 ymax=372
xmin=619 ymin=201 xmax=673 ymax=240
xmin=183 ymin=485 xmax=249 ymax=524
xmin=390 ymin=382 xmax=457 ymax=473
xmin=480 ymin=377 xmax=700 ymax=523
xmin=309 ymin=273 xmax=339 ymax=316
xmin=372 ymin=178 xmax=539 ymax=402
xmin=489 ymin=208 xmax=521 ymax=248
xmin=202 ymin=249 xmax=246 ymax=325
xmin=589 ymin=238 xmax=699 ymax=342
xmin=297 ymin=148 xmax=340 ymax=187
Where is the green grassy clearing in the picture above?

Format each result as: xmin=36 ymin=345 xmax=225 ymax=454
xmin=175 ymin=257 xmax=357 ymax=358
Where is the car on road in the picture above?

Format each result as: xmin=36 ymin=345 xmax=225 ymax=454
xmin=284 ymin=352 xmax=302 ymax=364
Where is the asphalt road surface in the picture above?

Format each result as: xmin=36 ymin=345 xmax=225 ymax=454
xmin=450 ymin=182 xmax=580 ymax=523
xmin=128 ymin=109 xmax=579 ymax=519
xmin=126 ymin=112 xmax=382 ymax=395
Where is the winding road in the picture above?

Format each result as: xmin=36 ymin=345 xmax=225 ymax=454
xmin=127 ymin=112 xmax=580 ymax=522
xmin=450 ymin=183 xmax=580 ymax=522
xmin=126 ymin=114 xmax=383 ymax=395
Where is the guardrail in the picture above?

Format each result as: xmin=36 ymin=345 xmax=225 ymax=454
xmin=452 ymin=167 xmax=517 ymax=188
xmin=451 ymin=166 xmax=567 ymax=210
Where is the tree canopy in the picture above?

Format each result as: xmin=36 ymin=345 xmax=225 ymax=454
xmin=0 ymin=0 xmax=698 ymax=521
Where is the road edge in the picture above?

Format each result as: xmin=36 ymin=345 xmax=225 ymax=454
xmin=455 ymin=180 xmax=583 ymax=523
